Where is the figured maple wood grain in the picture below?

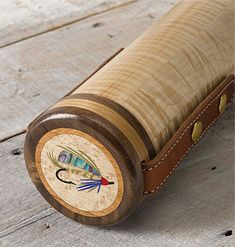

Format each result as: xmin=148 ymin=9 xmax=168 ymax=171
xmin=0 ymin=0 xmax=234 ymax=245
xmin=0 ymin=0 xmax=178 ymax=141
xmin=0 ymin=103 xmax=234 ymax=246
xmin=72 ymin=0 xmax=234 ymax=153
xmin=23 ymin=0 xmax=234 ymax=226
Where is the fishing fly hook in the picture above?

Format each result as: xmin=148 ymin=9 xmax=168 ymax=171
xmin=55 ymin=168 xmax=76 ymax=185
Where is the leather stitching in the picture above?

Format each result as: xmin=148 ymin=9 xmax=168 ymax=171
xmin=143 ymin=80 xmax=234 ymax=194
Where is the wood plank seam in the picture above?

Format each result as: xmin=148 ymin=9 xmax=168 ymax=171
xmin=1 ymin=0 xmax=234 ymax=243
xmin=0 ymin=129 xmax=26 ymax=143
xmin=26 ymin=48 xmax=124 ymax=132
xmin=0 ymin=211 xmax=57 ymax=239
xmin=0 ymin=0 xmax=136 ymax=50
xmin=0 ymin=0 xmax=180 ymax=141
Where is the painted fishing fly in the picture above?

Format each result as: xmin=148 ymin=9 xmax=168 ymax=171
xmin=47 ymin=145 xmax=114 ymax=193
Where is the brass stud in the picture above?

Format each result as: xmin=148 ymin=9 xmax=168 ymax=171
xmin=191 ymin=121 xmax=203 ymax=142
xmin=219 ymin=93 xmax=227 ymax=114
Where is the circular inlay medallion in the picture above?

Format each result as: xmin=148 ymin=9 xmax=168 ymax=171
xmin=35 ymin=128 xmax=124 ymax=217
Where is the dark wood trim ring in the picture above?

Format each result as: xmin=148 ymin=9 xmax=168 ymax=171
xmin=24 ymin=45 xmax=234 ymax=225
xmin=63 ymin=93 xmax=156 ymax=160
xmin=24 ymin=105 xmax=144 ymax=225
xmin=27 ymin=48 xmax=125 ymax=131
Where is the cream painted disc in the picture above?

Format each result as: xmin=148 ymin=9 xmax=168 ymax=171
xmin=35 ymin=128 xmax=124 ymax=217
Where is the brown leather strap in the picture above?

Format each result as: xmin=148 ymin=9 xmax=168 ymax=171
xmin=142 ymin=75 xmax=235 ymax=195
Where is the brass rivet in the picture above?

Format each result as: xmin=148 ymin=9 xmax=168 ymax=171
xmin=219 ymin=93 xmax=227 ymax=114
xmin=191 ymin=121 xmax=203 ymax=142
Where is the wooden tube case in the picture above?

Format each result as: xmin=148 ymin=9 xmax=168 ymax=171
xmin=24 ymin=0 xmax=234 ymax=225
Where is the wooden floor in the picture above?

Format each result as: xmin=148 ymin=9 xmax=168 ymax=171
xmin=0 ymin=0 xmax=234 ymax=246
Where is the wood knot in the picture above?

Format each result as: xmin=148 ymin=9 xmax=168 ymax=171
xmin=44 ymin=223 xmax=51 ymax=229
xmin=11 ymin=148 xmax=23 ymax=156
xmin=92 ymin=22 xmax=104 ymax=28
xmin=222 ymin=230 xmax=232 ymax=236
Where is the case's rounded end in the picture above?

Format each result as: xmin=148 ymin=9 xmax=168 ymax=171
xmin=24 ymin=107 xmax=144 ymax=225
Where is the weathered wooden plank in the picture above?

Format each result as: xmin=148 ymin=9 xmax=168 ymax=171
xmin=0 ymin=134 xmax=53 ymax=236
xmin=0 ymin=0 xmax=178 ymax=140
xmin=0 ymin=0 xmax=234 ymax=245
xmin=0 ymin=105 xmax=234 ymax=246
xmin=0 ymin=0 xmax=133 ymax=48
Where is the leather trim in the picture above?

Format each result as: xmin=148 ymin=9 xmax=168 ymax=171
xmin=142 ymin=75 xmax=235 ymax=195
